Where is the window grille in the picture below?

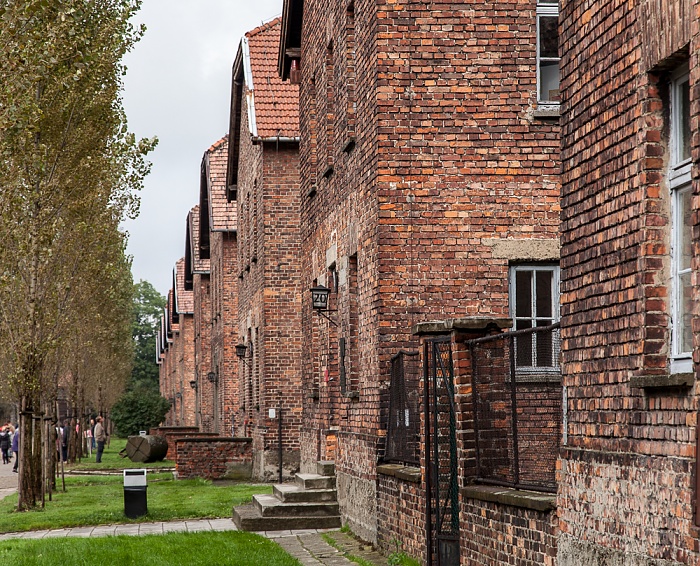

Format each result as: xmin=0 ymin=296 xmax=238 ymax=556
xmin=385 ymin=350 xmax=420 ymax=465
xmin=469 ymin=324 xmax=561 ymax=492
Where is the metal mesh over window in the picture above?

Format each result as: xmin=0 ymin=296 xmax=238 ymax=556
xmin=468 ymin=324 xmax=561 ymax=493
xmin=385 ymin=350 xmax=420 ymax=465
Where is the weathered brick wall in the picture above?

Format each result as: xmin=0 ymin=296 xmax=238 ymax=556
xmin=294 ymin=0 xmax=561 ymax=547
xmin=194 ymin=273 xmax=213 ymax=432
xmin=235 ymin=46 xmax=303 ymax=480
xmin=175 ymin=437 xmax=252 ymax=480
xmin=376 ymin=473 xmax=424 ymax=562
xmin=336 ymin=431 xmax=378 ymax=543
xmin=462 ymin=498 xmax=557 ymax=566
xmin=179 ymin=313 xmax=196 ymax=427
xmin=149 ymin=426 xmax=207 ymax=459
xmin=211 ymin=230 xmax=239 ymax=436
xmin=559 ymin=0 xmax=700 ymax=564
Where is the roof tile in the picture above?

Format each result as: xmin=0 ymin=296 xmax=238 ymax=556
xmin=174 ymin=258 xmax=194 ymax=314
xmin=246 ymin=18 xmax=299 ymax=139
xmin=207 ymin=136 xmax=237 ymax=231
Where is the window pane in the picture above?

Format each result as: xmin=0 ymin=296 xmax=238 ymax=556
xmin=539 ymin=16 xmax=558 ymax=58
xmin=680 ymin=271 xmax=693 ymax=354
xmin=680 ymin=77 xmax=691 ymax=162
xmin=536 ymin=271 xmax=553 ymax=318
xmin=516 ymin=320 xmax=533 ymax=367
xmin=515 ymin=271 xmax=532 ymax=317
xmin=680 ymin=188 xmax=692 ymax=270
xmin=539 ymin=61 xmax=560 ymax=102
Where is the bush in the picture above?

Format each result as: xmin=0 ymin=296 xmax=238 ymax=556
xmin=110 ymin=387 xmax=170 ymax=437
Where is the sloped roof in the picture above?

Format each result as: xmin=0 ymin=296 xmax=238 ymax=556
xmin=174 ymin=257 xmax=194 ymax=315
xmin=205 ymin=136 xmax=236 ymax=232
xmin=188 ymin=205 xmax=210 ymax=274
xmin=245 ymin=18 xmax=299 ymax=139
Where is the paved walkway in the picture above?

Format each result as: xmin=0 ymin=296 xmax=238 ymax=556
xmin=0 ymin=462 xmax=388 ymax=565
xmin=0 ymin=519 xmax=388 ymax=565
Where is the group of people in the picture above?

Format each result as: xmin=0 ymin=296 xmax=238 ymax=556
xmin=0 ymin=423 xmax=19 ymax=472
xmin=56 ymin=416 xmax=107 ymax=464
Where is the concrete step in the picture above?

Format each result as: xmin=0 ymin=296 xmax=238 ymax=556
xmin=295 ymin=472 xmax=336 ymax=490
xmin=317 ymin=460 xmax=335 ymax=477
xmin=233 ymin=503 xmax=341 ymax=532
xmin=253 ymin=493 xmax=340 ymax=518
xmin=274 ymin=483 xmax=337 ymax=503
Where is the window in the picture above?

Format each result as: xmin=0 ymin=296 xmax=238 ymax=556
xmin=670 ymin=67 xmax=692 ymax=372
xmin=537 ymin=1 xmax=560 ymax=104
xmin=510 ymin=264 xmax=560 ymax=369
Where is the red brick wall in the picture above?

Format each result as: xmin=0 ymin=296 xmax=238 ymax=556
xmin=462 ymin=498 xmax=557 ymax=566
xmin=235 ymin=71 xmax=303 ymax=480
xmin=211 ymin=230 xmax=239 ymax=436
xmin=294 ymin=0 xmax=561 ymax=545
xmin=194 ymin=274 xmax=214 ymax=432
xmin=559 ymin=0 xmax=700 ymax=564
xmin=175 ymin=437 xmax=252 ymax=480
xmin=149 ymin=426 xmax=207 ymax=459
xmin=179 ymin=313 xmax=196 ymax=427
xmin=376 ymin=474 xmax=424 ymax=562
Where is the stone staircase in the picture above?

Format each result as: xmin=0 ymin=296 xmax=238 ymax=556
xmin=233 ymin=461 xmax=341 ymax=531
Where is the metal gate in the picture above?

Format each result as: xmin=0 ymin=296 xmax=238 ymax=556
xmin=424 ymin=338 xmax=459 ymax=566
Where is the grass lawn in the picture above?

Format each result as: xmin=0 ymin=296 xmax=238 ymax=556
xmin=0 ymin=473 xmax=271 ymax=534
xmin=0 ymin=531 xmax=302 ymax=565
xmin=66 ymin=437 xmax=173 ymax=471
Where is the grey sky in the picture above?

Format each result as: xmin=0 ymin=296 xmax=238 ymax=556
xmin=122 ymin=0 xmax=283 ymax=297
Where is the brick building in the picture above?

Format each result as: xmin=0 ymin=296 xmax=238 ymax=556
xmin=227 ymin=19 xmax=303 ymax=480
xmin=158 ymin=259 xmax=196 ymax=427
xmin=173 ymin=258 xmax=196 ymax=427
xmin=198 ymin=136 xmax=239 ymax=435
xmin=185 ymin=204 xmax=211 ymax=429
xmin=280 ymin=0 xmax=561 ymax=561
xmin=558 ymin=1 xmax=700 ymax=564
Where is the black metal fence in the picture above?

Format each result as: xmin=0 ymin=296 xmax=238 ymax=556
xmin=468 ymin=323 xmax=562 ymax=493
xmin=385 ymin=350 xmax=420 ymax=465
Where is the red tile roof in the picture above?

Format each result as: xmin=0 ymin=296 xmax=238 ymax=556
xmin=206 ymin=136 xmax=236 ymax=231
xmin=245 ymin=18 xmax=299 ymax=139
xmin=188 ymin=205 xmax=210 ymax=273
xmin=174 ymin=257 xmax=194 ymax=314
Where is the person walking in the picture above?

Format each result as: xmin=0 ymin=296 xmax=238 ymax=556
xmin=0 ymin=426 xmax=10 ymax=464
xmin=94 ymin=416 xmax=106 ymax=463
xmin=11 ymin=427 xmax=18 ymax=473
xmin=61 ymin=420 xmax=70 ymax=463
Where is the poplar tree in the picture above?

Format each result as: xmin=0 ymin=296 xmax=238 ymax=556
xmin=0 ymin=0 xmax=155 ymax=508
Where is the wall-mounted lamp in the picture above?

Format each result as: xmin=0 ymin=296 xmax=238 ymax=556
xmin=235 ymin=343 xmax=250 ymax=366
xmin=310 ymin=285 xmax=338 ymax=326
xmin=189 ymin=380 xmax=197 ymax=390
xmin=207 ymin=371 xmax=218 ymax=384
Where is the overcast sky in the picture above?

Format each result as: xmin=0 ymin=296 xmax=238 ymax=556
xmin=122 ymin=0 xmax=283 ymax=297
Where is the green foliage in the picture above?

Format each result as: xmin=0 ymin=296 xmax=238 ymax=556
xmin=387 ymin=539 xmax=420 ymax=566
xmin=110 ymin=386 xmax=170 ymax=437
xmin=0 ymin=0 xmax=156 ymax=508
xmin=130 ymin=280 xmax=166 ymax=391
xmin=0 ymin=532 xmax=302 ymax=566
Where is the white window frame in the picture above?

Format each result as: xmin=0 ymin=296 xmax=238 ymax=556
xmin=536 ymin=1 xmax=560 ymax=106
xmin=670 ymin=66 xmax=692 ymax=373
xmin=509 ymin=264 xmax=561 ymax=372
